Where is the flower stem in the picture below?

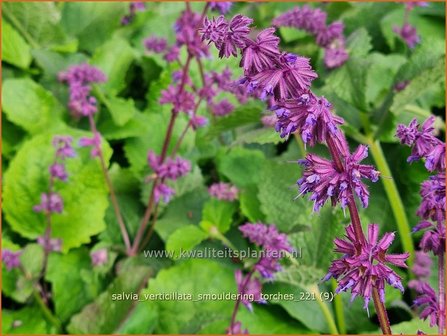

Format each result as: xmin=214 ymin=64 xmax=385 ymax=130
xmin=88 ymin=115 xmax=132 ymax=253
xmin=438 ymin=251 xmax=445 ymax=334
xmin=131 ymin=54 xmax=193 ymax=254
xmin=229 ymin=269 xmax=255 ymax=332
xmin=33 ymin=290 xmax=62 ymax=331
xmin=309 ymin=284 xmax=339 ymax=335
xmin=331 ymin=279 xmax=346 ymax=334
xmin=367 ymin=138 xmax=414 ymax=267
xmin=326 ymin=135 xmax=392 ymax=334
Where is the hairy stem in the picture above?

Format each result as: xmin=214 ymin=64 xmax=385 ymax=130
xmin=33 ymin=290 xmax=62 ymax=331
xmin=88 ymin=115 xmax=132 ymax=253
xmin=229 ymin=269 xmax=255 ymax=332
xmin=326 ymin=136 xmax=391 ymax=334
xmin=131 ymin=54 xmax=193 ymax=254
xmin=439 ymin=251 xmax=445 ymax=334
xmin=367 ymin=139 xmax=414 ymax=267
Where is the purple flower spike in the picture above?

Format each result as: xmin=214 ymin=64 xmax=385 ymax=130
xmin=79 ymin=132 xmax=101 ymax=157
xmin=210 ymin=99 xmax=235 ymax=117
xmin=208 ymin=182 xmax=238 ymax=201
xmin=324 ymin=224 xmax=409 ymax=313
xmin=227 ymin=321 xmax=248 ymax=335
xmin=147 ymin=151 xmax=191 ymax=181
xmin=160 ymin=86 xmax=195 ymax=114
xmin=413 ymin=282 xmax=439 ymax=327
xmin=52 ymin=136 xmax=76 ymax=159
xmin=417 ymin=173 xmax=446 ymax=224
xmin=297 ymin=145 xmax=379 ymax=212
xmin=144 ymin=37 xmax=168 ymax=53
xmin=273 ymin=93 xmax=344 ymax=143
xmin=234 ymin=269 xmax=264 ymax=311
xmin=190 ymin=115 xmax=208 ymax=130
xmin=209 ymin=2 xmax=233 ymax=15
xmin=394 ymin=23 xmax=420 ymax=49
xmin=49 ymin=163 xmax=68 ymax=181
xmin=37 ymin=236 xmax=62 ymax=252
xmin=33 ymin=192 xmax=64 ymax=214
xmin=2 ymin=249 xmax=22 ymax=271
xmin=90 ymin=248 xmax=108 ymax=267
xmin=154 ymin=183 xmax=175 ymax=204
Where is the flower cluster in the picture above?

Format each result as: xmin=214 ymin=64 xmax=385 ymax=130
xmin=121 ymin=2 xmax=146 ymax=25
xmin=324 ymin=224 xmax=409 ymax=313
xmin=393 ymin=2 xmax=428 ymax=48
xmin=2 ymin=249 xmax=22 ymax=271
xmin=272 ymin=5 xmax=349 ymax=68
xmin=209 ymin=2 xmax=232 ymax=15
xmin=90 ymin=248 xmax=108 ymax=267
xmin=208 ymin=182 xmax=238 ymax=201
xmin=34 ymin=136 xmax=75 ymax=252
xmin=396 ymin=118 xmax=445 ymax=255
xmin=297 ymin=145 xmax=380 ymax=211
xmin=147 ymin=150 xmax=191 ymax=203
xmin=228 ymin=223 xmax=292 ymax=334
xmin=58 ymin=64 xmax=106 ymax=118
xmin=396 ymin=116 xmax=445 ymax=331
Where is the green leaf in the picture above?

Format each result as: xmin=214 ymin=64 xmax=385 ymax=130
xmin=201 ymin=199 xmax=237 ymax=234
xmin=279 ymin=27 xmax=309 ymax=43
xmin=67 ymin=261 xmax=152 ymax=334
xmin=45 ymin=248 xmax=95 ymax=322
xmin=346 ymin=27 xmax=372 ymax=58
xmin=366 ymin=318 xmax=438 ymax=335
xmin=257 ymin=160 xmax=308 ymax=232
xmin=166 ymin=225 xmax=208 ymax=259
xmin=91 ymin=38 xmax=136 ymax=95
xmin=3 ymin=2 xmax=70 ymax=49
xmin=98 ymin=111 xmax=152 ymax=140
xmin=2 ymin=78 xmax=64 ymax=134
xmin=2 ymin=244 xmax=44 ymax=303
xmin=390 ymin=57 xmax=445 ymax=115
xmin=206 ymin=102 xmax=264 ymax=139
xmin=3 ymin=130 xmax=111 ymax=252
xmin=239 ymin=185 xmax=265 ymax=222
xmin=233 ymin=127 xmax=285 ymax=146
xmin=2 ymin=21 xmax=32 ymax=69
xmin=217 ymin=147 xmax=266 ymax=188
xmin=155 ymin=188 xmax=209 ymax=242
xmin=103 ymin=95 xmax=137 ymax=126
xmin=61 ymin=2 xmax=127 ymax=53
xmin=2 ymin=306 xmax=55 ymax=334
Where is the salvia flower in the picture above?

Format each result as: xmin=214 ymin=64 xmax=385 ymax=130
xmin=297 ymin=145 xmax=380 ymax=211
xmin=234 ymin=269 xmax=264 ymax=311
xmin=33 ymin=193 xmax=64 ymax=214
xmin=144 ymin=37 xmax=168 ymax=53
xmin=393 ymin=23 xmax=420 ymax=49
xmin=273 ymin=5 xmax=349 ymax=68
xmin=413 ymin=282 xmax=439 ymax=327
xmin=90 ymin=248 xmax=108 ymax=267
xmin=49 ymin=163 xmax=68 ymax=181
xmin=2 ymin=249 xmax=22 ymax=271
xmin=416 ymin=173 xmax=446 ymax=224
xmin=208 ymin=182 xmax=239 ymax=201
xmin=239 ymin=223 xmax=293 ymax=279
xmin=37 ymin=236 xmax=62 ymax=253
xmin=227 ymin=321 xmax=248 ymax=335
xmin=418 ymin=222 xmax=445 ymax=256
xmin=160 ymin=86 xmax=196 ymax=114
xmin=190 ymin=115 xmax=208 ymax=130
xmin=148 ymin=151 xmax=191 ymax=181
xmin=59 ymin=64 xmax=106 ymax=118
xmin=324 ymin=224 xmax=409 ymax=313
xmin=209 ymin=2 xmax=233 ymax=15
xmin=409 ymin=251 xmax=432 ymax=292
xmin=273 ymin=93 xmax=344 ymax=142
xmin=210 ymin=99 xmax=235 ymax=117
xmin=121 ymin=2 xmax=146 ymax=25
xmin=154 ymin=183 xmax=175 ymax=203
xmin=52 ymin=136 xmax=76 ymax=159
xmin=79 ymin=132 xmax=101 ymax=158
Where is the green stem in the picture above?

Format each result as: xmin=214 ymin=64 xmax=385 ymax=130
xmin=309 ymin=284 xmax=339 ymax=335
xmin=33 ymin=290 xmax=62 ymax=331
xmin=367 ymin=139 xmax=414 ymax=267
xmin=331 ymin=279 xmax=346 ymax=334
